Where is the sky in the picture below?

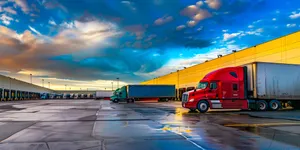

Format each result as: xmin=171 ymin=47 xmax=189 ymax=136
xmin=0 ymin=0 xmax=300 ymax=90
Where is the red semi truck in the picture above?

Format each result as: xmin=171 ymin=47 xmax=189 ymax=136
xmin=182 ymin=62 xmax=300 ymax=113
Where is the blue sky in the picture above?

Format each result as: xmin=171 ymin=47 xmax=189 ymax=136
xmin=0 ymin=0 xmax=300 ymax=90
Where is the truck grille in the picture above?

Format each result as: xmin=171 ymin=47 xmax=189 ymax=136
xmin=182 ymin=93 xmax=188 ymax=102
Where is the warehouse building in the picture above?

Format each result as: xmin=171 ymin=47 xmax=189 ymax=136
xmin=0 ymin=75 xmax=54 ymax=100
xmin=141 ymin=31 xmax=300 ymax=100
xmin=0 ymin=75 xmax=97 ymax=101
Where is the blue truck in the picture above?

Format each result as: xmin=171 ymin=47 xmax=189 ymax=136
xmin=110 ymin=85 xmax=176 ymax=103
xmin=41 ymin=93 xmax=49 ymax=100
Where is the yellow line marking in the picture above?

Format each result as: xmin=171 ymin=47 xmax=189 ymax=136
xmin=224 ymin=122 xmax=300 ymax=127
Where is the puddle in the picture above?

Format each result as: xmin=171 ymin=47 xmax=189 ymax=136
xmin=224 ymin=124 xmax=300 ymax=147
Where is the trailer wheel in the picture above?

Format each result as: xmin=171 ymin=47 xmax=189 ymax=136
xmin=197 ymin=101 xmax=209 ymax=113
xmin=269 ymin=100 xmax=281 ymax=111
xmin=256 ymin=100 xmax=268 ymax=111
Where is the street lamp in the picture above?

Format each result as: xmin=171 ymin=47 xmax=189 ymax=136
xmin=48 ymin=82 xmax=50 ymax=89
xmin=116 ymin=78 xmax=119 ymax=89
xmin=42 ymin=79 xmax=44 ymax=87
xmin=30 ymin=74 xmax=32 ymax=84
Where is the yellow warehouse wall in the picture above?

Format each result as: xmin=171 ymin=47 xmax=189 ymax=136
xmin=141 ymin=31 xmax=300 ymax=89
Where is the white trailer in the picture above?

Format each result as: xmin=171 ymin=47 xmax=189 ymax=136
xmin=95 ymin=91 xmax=113 ymax=100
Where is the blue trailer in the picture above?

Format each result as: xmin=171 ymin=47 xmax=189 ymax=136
xmin=111 ymin=85 xmax=176 ymax=103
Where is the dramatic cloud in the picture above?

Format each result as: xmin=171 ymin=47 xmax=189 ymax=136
xmin=3 ymin=7 xmax=17 ymax=14
xmin=0 ymin=1 xmax=7 ymax=6
xmin=13 ymin=0 xmax=30 ymax=14
xmin=248 ymin=25 xmax=254 ymax=28
xmin=181 ymin=5 xmax=211 ymax=27
xmin=205 ymin=0 xmax=221 ymax=9
xmin=0 ymin=20 xmax=151 ymax=82
xmin=154 ymin=15 xmax=173 ymax=25
xmin=196 ymin=1 xmax=204 ymax=7
xmin=139 ymin=44 xmax=243 ymax=78
xmin=0 ymin=14 xmax=14 ymax=25
xmin=289 ymin=11 xmax=300 ymax=19
xmin=43 ymin=0 xmax=68 ymax=12
xmin=181 ymin=5 xmax=199 ymax=17
xmin=187 ymin=20 xmax=197 ymax=27
xmin=223 ymin=33 xmax=240 ymax=41
xmin=60 ymin=22 xmax=75 ymax=29
xmin=245 ymin=28 xmax=264 ymax=35
xmin=193 ymin=9 xmax=211 ymax=21
xmin=28 ymin=26 xmax=42 ymax=35
xmin=287 ymin=23 xmax=296 ymax=28
xmin=48 ymin=19 xmax=57 ymax=25
xmin=176 ymin=25 xmax=186 ymax=31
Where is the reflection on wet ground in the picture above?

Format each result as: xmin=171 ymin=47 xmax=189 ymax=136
xmin=0 ymin=100 xmax=299 ymax=150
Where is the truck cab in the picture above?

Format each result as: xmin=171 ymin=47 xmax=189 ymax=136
xmin=41 ymin=93 xmax=49 ymax=100
xmin=182 ymin=67 xmax=248 ymax=112
xmin=110 ymin=88 xmax=119 ymax=102
xmin=110 ymin=87 xmax=131 ymax=103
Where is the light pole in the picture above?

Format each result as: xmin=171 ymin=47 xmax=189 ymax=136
xmin=9 ymin=77 xmax=11 ymax=100
xmin=116 ymin=78 xmax=119 ymax=88
xmin=111 ymin=82 xmax=113 ymax=91
xmin=65 ymin=84 xmax=67 ymax=90
xmin=42 ymin=79 xmax=44 ymax=87
xmin=30 ymin=74 xmax=32 ymax=84
xmin=48 ymin=82 xmax=50 ymax=89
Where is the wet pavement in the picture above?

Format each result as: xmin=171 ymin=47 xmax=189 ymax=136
xmin=0 ymin=100 xmax=299 ymax=150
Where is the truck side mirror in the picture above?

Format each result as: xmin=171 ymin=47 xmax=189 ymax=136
xmin=194 ymin=89 xmax=196 ymax=92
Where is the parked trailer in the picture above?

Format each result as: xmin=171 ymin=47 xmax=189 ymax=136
xmin=111 ymin=85 xmax=176 ymax=103
xmin=63 ymin=93 xmax=71 ymax=99
xmin=70 ymin=94 xmax=75 ymax=99
xmin=182 ymin=62 xmax=300 ymax=113
xmin=95 ymin=91 xmax=113 ymax=100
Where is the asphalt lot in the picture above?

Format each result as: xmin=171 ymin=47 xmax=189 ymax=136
xmin=0 ymin=100 xmax=299 ymax=150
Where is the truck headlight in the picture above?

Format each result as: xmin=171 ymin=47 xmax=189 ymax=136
xmin=189 ymin=99 xmax=194 ymax=102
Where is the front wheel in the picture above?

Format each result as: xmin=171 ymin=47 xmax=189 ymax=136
xmin=197 ymin=101 xmax=209 ymax=113
xmin=113 ymin=99 xmax=119 ymax=103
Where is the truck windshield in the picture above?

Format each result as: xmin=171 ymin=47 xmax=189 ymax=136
xmin=197 ymin=82 xmax=208 ymax=89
